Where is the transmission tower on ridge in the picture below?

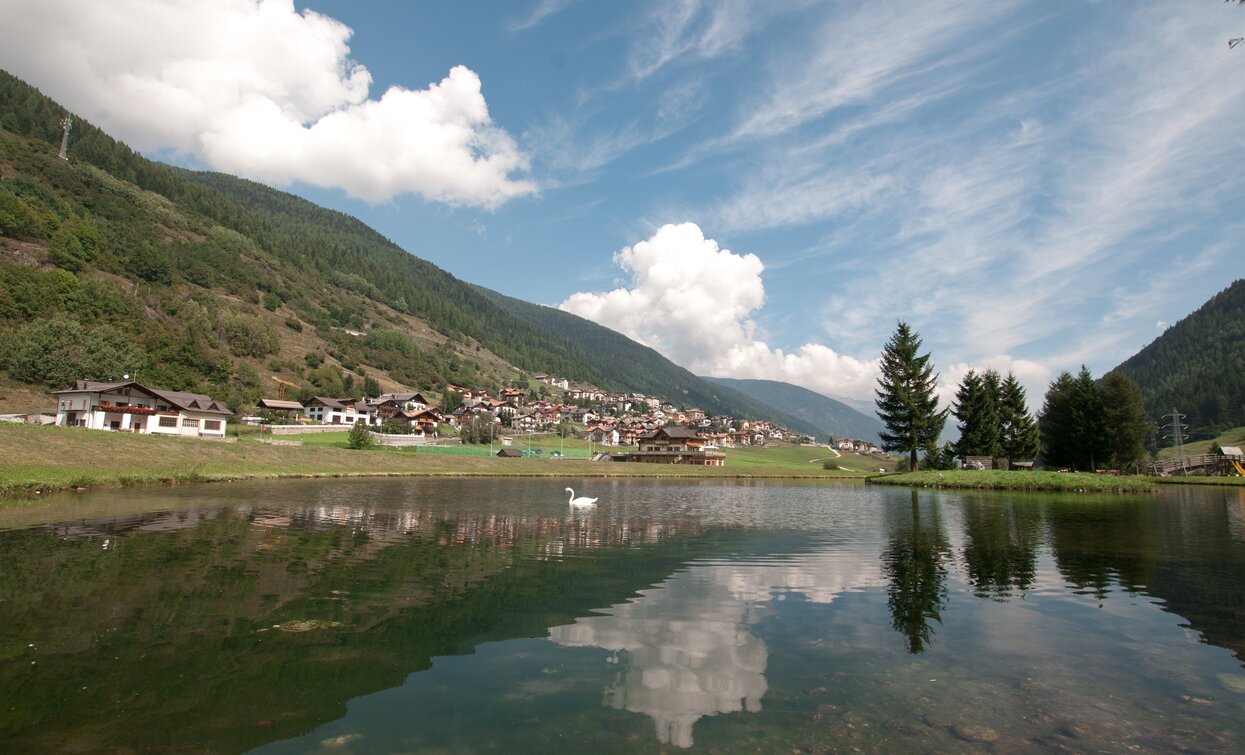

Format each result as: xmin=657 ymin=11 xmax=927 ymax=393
xmin=58 ymin=114 xmax=72 ymax=160
xmin=1162 ymin=408 xmax=1188 ymax=476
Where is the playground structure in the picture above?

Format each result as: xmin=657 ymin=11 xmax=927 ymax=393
xmin=1147 ymin=446 xmax=1245 ymax=477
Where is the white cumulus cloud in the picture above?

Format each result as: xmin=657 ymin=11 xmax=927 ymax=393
xmin=0 ymin=0 xmax=534 ymax=206
xmin=560 ymin=223 xmax=879 ymax=400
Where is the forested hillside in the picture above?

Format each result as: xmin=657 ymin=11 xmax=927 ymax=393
xmin=1110 ymin=279 xmax=1245 ymax=434
xmin=702 ymin=377 xmax=884 ymax=443
xmin=0 ymin=69 xmax=810 ymax=429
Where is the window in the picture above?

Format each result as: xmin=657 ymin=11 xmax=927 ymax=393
xmin=183 ymin=418 xmax=199 ymax=429
xmin=158 ymin=416 xmax=178 ymax=428
xmin=204 ymin=420 xmax=221 ymax=431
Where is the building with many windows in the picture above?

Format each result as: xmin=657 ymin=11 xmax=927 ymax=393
xmin=53 ymin=380 xmax=233 ymax=438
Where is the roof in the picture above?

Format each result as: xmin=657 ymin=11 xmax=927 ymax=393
xmin=146 ymin=388 xmax=234 ymax=416
xmin=640 ymin=426 xmax=701 ymax=440
xmin=403 ymin=407 xmax=444 ymax=420
xmin=258 ymin=398 xmax=304 ymax=411
xmin=54 ymin=380 xmax=233 ymax=416
xmin=377 ymin=392 xmax=429 ymax=403
xmin=496 ymin=448 xmax=522 ymax=457
xmin=304 ymin=396 xmax=347 ymax=410
xmin=1220 ymin=446 xmax=1243 ymax=457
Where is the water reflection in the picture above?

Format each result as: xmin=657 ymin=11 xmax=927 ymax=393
xmin=550 ymin=542 xmax=885 ymax=747
xmin=2 ymin=479 xmax=1245 ymax=753
xmin=550 ymin=571 xmax=768 ymax=748
xmin=960 ymin=496 xmax=1041 ymax=600
xmin=881 ymin=491 xmax=951 ymax=653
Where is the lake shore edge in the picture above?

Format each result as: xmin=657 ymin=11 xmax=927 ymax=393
xmin=867 ymin=469 xmax=1161 ymax=492
xmin=0 ymin=424 xmax=872 ymax=502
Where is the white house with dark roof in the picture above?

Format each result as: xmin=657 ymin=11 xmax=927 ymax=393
xmin=301 ymin=396 xmax=382 ymax=426
xmin=53 ymin=380 xmax=233 ymax=437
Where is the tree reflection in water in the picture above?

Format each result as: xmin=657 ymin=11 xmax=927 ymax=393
xmin=882 ymin=491 xmax=952 ymax=653
xmin=960 ymin=496 xmax=1042 ymax=600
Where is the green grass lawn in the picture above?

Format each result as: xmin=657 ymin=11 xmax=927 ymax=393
xmin=1142 ymin=475 xmax=1245 ymax=487
xmin=0 ymin=426 xmax=876 ymax=500
xmin=869 ymin=469 xmax=1158 ymax=492
xmin=1156 ymin=425 xmax=1245 ymax=458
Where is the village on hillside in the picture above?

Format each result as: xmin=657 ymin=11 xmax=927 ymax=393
xmin=39 ymin=372 xmax=885 ymax=466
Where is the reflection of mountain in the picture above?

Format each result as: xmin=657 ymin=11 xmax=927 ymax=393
xmin=550 ymin=546 xmax=885 ymax=747
xmin=882 ymin=492 xmax=952 ymax=653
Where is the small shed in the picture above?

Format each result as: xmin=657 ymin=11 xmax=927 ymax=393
xmin=496 ymin=448 xmax=522 ymax=458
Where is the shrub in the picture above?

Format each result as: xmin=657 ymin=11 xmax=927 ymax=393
xmin=347 ymin=421 xmax=375 ymax=449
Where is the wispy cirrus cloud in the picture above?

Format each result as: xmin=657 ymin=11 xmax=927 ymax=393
xmin=508 ymin=0 xmax=575 ymax=33
xmin=570 ymin=1 xmax=1245 ymax=403
xmin=628 ymin=0 xmax=773 ymax=80
xmin=527 ymin=78 xmax=708 ymax=185
xmin=696 ymin=0 xmax=1245 ymax=388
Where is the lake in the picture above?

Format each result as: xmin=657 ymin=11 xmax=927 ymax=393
xmin=2 ymin=478 xmax=1244 ymax=752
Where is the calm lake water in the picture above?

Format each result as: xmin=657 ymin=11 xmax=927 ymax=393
xmin=2 ymin=478 xmax=1245 ymax=753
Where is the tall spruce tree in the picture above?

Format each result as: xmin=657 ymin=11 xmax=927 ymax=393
xmin=876 ymin=322 xmax=948 ymax=470
xmin=1100 ymin=371 xmax=1151 ymax=471
xmin=998 ymin=371 xmax=1039 ymax=467
xmin=1039 ymin=366 xmax=1108 ymax=470
xmin=953 ymin=369 xmax=1001 ymax=460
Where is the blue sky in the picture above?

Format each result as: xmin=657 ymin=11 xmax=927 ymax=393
xmin=1 ymin=0 xmax=1242 ymax=405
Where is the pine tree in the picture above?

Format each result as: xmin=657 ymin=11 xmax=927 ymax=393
xmin=1039 ymin=372 xmax=1077 ymax=469
xmin=876 ymin=322 xmax=948 ymax=471
xmin=998 ymin=371 xmax=1039 ymax=467
xmin=953 ymin=369 xmax=1001 ymax=460
xmin=1039 ymin=366 xmax=1108 ymax=471
xmin=1101 ymin=371 xmax=1151 ymax=472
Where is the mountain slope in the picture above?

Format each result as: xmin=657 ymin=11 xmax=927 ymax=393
xmin=0 ymin=68 xmax=821 ymax=431
xmin=471 ymin=287 xmax=826 ymax=437
xmin=1109 ymin=279 xmax=1245 ymax=433
xmin=702 ymin=377 xmax=883 ymax=443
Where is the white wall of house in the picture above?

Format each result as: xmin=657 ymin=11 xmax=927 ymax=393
xmin=55 ymin=389 xmax=228 ymax=437
xmin=304 ymin=404 xmax=359 ymax=425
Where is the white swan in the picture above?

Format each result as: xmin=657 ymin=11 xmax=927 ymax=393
xmin=565 ymin=487 xmax=598 ymax=506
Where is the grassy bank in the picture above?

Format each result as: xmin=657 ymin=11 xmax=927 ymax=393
xmin=868 ymin=469 xmax=1159 ymax=492
xmin=0 ymin=425 xmax=870 ymax=500
xmin=1144 ymin=475 xmax=1245 ymax=487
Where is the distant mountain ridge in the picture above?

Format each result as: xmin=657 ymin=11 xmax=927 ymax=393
xmin=1110 ymin=279 xmax=1245 ymax=434
xmin=701 ymin=377 xmax=883 ymax=443
xmin=471 ymin=287 xmax=827 ymax=439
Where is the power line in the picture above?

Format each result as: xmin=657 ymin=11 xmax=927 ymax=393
xmin=1161 ymin=408 xmax=1188 ymax=476
xmin=58 ymin=114 xmax=72 ymax=160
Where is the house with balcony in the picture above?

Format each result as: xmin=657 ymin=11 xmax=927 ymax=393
xmin=53 ymin=380 xmax=233 ymax=438
xmin=619 ymin=426 xmax=726 ymax=466
xmin=585 ymin=424 xmax=620 ymax=446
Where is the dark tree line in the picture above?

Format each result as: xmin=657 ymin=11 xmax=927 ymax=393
xmin=952 ymin=369 xmax=1040 ymax=468
xmin=1038 ymin=367 xmax=1150 ymax=472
